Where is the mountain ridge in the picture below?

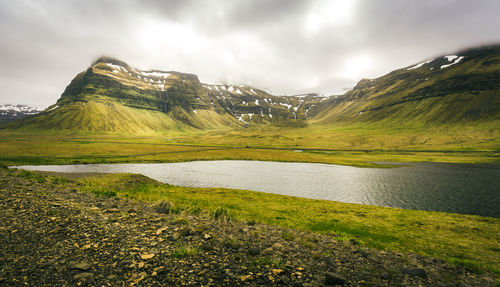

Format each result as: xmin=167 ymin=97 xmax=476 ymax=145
xmin=312 ymin=45 xmax=500 ymax=126
xmin=3 ymin=44 xmax=499 ymax=133
xmin=6 ymin=56 xmax=326 ymax=132
xmin=0 ymin=104 xmax=45 ymax=122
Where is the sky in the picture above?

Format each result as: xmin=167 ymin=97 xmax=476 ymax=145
xmin=1 ymin=0 xmax=499 ymax=106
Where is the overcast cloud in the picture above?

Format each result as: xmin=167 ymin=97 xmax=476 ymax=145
xmin=1 ymin=0 xmax=499 ymax=106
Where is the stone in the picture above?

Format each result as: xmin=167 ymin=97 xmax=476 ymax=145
xmin=239 ymin=275 xmax=252 ymax=281
xmin=272 ymin=242 xmax=283 ymax=249
xmin=272 ymin=269 xmax=283 ymax=275
xmin=106 ymin=208 xmax=120 ymax=213
xmin=400 ymin=268 xmax=427 ymax=278
xmin=73 ymin=272 xmax=94 ymax=280
xmin=278 ymin=276 xmax=291 ymax=285
xmin=380 ymin=273 xmax=390 ymax=280
xmin=154 ymin=201 xmax=173 ymax=214
xmin=325 ymin=272 xmax=346 ymax=285
xmin=248 ymin=247 xmax=260 ymax=256
xmin=156 ymin=227 xmax=168 ymax=235
xmin=179 ymin=227 xmax=193 ymax=237
xmin=70 ymin=262 xmax=91 ymax=271
xmin=149 ymin=248 xmax=160 ymax=254
xmin=140 ymin=254 xmax=155 ymax=260
xmin=201 ymin=242 xmax=213 ymax=251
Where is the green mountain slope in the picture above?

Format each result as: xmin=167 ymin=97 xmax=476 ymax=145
xmin=312 ymin=45 xmax=500 ymax=127
xmin=8 ymin=57 xmax=324 ymax=132
xmin=4 ymin=45 xmax=499 ymax=136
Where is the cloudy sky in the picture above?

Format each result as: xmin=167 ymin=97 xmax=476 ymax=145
xmin=1 ymin=0 xmax=499 ymax=106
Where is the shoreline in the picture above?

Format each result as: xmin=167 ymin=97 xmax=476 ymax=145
xmin=3 ymin=167 xmax=498 ymax=276
xmin=10 ymin=162 xmax=500 ymax=219
xmin=0 ymin=167 xmax=498 ymax=286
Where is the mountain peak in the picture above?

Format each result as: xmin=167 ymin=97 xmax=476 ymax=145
xmin=91 ymin=57 xmax=200 ymax=84
xmin=6 ymin=45 xmax=498 ymax=133
xmin=92 ymin=56 xmax=129 ymax=68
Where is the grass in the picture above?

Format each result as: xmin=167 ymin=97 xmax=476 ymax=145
xmin=176 ymin=121 xmax=500 ymax=152
xmin=66 ymin=172 xmax=500 ymax=275
xmin=0 ymin=130 xmax=498 ymax=168
xmin=0 ymin=122 xmax=498 ymax=276
xmin=210 ymin=206 xmax=233 ymax=222
xmin=251 ymin=257 xmax=284 ymax=268
xmin=172 ymin=243 xmax=200 ymax=258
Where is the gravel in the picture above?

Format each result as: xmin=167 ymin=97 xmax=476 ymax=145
xmin=0 ymin=169 xmax=496 ymax=286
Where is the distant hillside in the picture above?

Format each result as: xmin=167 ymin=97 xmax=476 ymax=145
xmin=0 ymin=105 xmax=45 ymax=122
xmin=312 ymin=45 xmax=500 ymax=127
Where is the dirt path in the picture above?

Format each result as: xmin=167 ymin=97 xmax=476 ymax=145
xmin=0 ymin=169 xmax=495 ymax=286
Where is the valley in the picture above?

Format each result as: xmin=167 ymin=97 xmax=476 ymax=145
xmin=2 ymin=1 xmax=500 ymax=285
xmin=1 ymin=46 xmax=498 ymax=163
xmin=1 ymin=45 xmax=499 ymax=285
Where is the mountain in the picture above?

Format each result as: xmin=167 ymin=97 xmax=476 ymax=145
xmin=313 ymin=45 xmax=500 ymax=127
xmin=7 ymin=57 xmax=325 ymax=132
xmin=0 ymin=104 xmax=45 ymax=122
xmin=4 ymin=45 xmax=499 ymax=133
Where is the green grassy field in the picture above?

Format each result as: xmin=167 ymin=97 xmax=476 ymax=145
xmin=1 ymin=126 xmax=498 ymax=276
xmin=11 ymin=169 xmax=498 ymax=275
xmin=0 ymin=127 xmax=498 ymax=167
xmin=176 ymin=121 xmax=500 ymax=151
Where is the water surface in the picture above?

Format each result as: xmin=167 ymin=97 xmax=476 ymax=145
xmin=14 ymin=161 xmax=500 ymax=217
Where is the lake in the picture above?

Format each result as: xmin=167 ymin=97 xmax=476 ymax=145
xmin=13 ymin=161 xmax=500 ymax=218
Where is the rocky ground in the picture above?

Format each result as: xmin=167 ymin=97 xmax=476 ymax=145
xmin=0 ymin=168 xmax=496 ymax=286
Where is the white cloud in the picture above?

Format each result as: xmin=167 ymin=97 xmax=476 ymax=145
xmin=303 ymin=0 xmax=357 ymax=35
xmin=0 ymin=0 xmax=499 ymax=105
xmin=338 ymin=53 xmax=375 ymax=80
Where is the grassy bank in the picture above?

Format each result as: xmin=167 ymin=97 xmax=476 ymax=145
xmin=49 ymin=171 xmax=498 ymax=275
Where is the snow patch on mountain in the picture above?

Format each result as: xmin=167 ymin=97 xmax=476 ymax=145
xmin=0 ymin=104 xmax=46 ymax=112
xmin=140 ymin=71 xmax=171 ymax=78
xmin=0 ymin=104 xmax=47 ymax=122
xmin=441 ymin=56 xmax=464 ymax=69
xmin=106 ymin=63 xmax=126 ymax=73
xmin=280 ymin=103 xmax=292 ymax=109
xmin=444 ymin=55 xmax=458 ymax=62
xmin=407 ymin=58 xmax=435 ymax=70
